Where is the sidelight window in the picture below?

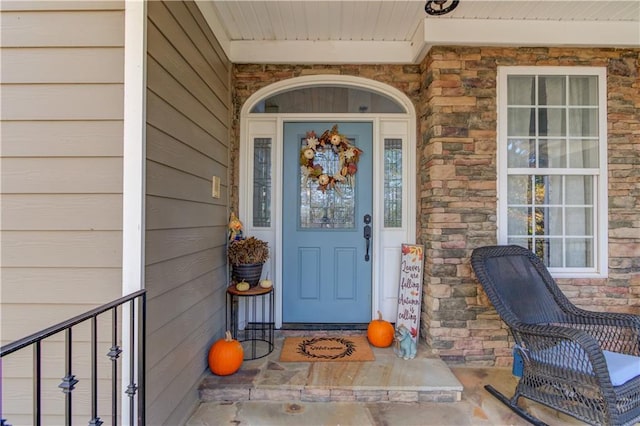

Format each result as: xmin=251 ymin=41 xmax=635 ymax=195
xmin=253 ymin=138 xmax=272 ymax=227
xmin=384 ymin=139 xmax=403 ymax=228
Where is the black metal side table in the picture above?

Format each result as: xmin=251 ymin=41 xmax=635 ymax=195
xmin=226 ymin=285 xmax=274 ymax=360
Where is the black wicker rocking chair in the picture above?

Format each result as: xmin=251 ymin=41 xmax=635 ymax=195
xmin=471 ymin=245 xmax=640 ymax=426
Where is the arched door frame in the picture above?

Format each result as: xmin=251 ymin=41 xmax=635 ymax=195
xmin=239 ymin=75 xmax=417 ymax=327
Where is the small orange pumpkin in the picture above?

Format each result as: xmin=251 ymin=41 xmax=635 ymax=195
xmin=367 ymin=311 xmax=395 ymax=348
xmin=208 ymin=330 xmax=243 ymax=376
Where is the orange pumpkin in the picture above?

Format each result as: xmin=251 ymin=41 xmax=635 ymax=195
xmin=208 ymin=331 xmax=243 ymax=376
xmin=367 ymin=311 xmax=394 ymax=348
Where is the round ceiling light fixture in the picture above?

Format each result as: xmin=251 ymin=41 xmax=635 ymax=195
xmin=425 ymin=0 xmax=460 ymax=16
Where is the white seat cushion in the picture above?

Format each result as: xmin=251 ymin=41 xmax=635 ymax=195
xmin=603 ymin=350 xmax=640 ymax=386
xmin=529 ymin=342 xmax=640 ymax=387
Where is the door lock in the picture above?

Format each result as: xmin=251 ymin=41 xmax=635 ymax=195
xmin=363 ymin=214 xmax=372 ymax=262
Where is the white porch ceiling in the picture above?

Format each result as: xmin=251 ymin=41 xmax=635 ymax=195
xmin=197 ymin=1 xmax=640 ymax=64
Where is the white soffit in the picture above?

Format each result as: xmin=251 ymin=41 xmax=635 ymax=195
xmin=197 ymin=1 xmax=640 ymax=65
xmin=422 ymin=18 xmax=640 ymax=50
xmin=230 ymin=40 xmax=416 ymax=64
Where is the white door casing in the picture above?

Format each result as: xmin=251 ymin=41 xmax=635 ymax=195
xmin=239 ymin=75 xmax=417 ymax=327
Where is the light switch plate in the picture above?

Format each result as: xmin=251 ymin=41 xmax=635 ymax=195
xmin=211 ymin=176 xmax=221 ymax=198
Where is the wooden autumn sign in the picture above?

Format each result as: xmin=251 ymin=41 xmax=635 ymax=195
xmin=395 ymin=244 xmax=424 ymax=347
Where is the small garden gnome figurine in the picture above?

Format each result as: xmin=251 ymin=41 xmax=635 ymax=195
xmin=228 ymin=212 xmax=244 ymax=242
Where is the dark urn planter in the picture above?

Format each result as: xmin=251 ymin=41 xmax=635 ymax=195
xmin=232 ymin=263 xmax=264 ymax=287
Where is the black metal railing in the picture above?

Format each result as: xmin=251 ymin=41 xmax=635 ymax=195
xmin=1 ymin=290 xmax=146 ymax=426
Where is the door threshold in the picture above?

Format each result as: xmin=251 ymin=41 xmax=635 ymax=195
xmin=280 ymin=323 xmax=368 ymax=331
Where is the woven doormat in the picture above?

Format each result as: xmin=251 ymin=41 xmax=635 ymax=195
xmin=279 ymin=336 xmax=375 ymax=362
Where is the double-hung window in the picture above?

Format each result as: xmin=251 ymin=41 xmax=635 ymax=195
xmin=498 ymin=67 xmax=607 ymax=277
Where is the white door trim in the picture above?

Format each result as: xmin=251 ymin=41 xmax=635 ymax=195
xmin=239 ymin=75 xmax=417 ymax=327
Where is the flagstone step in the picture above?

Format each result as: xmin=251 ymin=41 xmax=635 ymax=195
xmin=199 ymin=335 xmax=463 ymax=404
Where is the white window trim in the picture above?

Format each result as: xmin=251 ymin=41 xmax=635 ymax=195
xmin=497 ymin=66 xmax=608 ymax=278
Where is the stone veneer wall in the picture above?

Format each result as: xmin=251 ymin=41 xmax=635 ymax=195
xmin=421 ymin=46 xmax=640 ymax=366
xmin=232 ymin=48 xmax=639 ymax=366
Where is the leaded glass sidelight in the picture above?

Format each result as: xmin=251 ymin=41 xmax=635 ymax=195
xmin=384 ymin=139 xmax=402 ymax=228
xmin=299 ymin=138 xmax=355 ymax=229
xmin=253 ymin=138 xmax=271 ymax=227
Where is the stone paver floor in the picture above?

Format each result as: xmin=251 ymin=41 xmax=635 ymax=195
xmin=187 ymin=333 xmax=583 ymax=425
xmin=187 ymin=366 xmax=582 ymax=425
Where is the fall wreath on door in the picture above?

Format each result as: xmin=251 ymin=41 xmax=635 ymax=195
xmin=299 ymin=124 xmax=363 ymax=192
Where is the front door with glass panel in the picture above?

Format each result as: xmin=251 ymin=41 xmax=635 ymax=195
xmin=283 ymin=122 xmax=373 ymax=323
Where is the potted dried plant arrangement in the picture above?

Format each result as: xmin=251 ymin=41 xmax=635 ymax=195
xmin=228 ymin=237 xmax=269 ymax=287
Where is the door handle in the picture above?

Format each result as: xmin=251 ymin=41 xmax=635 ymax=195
xmin=363 ymin=214 xmax=372 ymax=262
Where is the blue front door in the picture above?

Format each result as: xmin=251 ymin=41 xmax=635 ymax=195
xmin=283 ymin=122 xmax=373 ymax=323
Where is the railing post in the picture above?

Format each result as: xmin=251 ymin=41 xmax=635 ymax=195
xmin=33 ymin=341 xmax=41 ymax=426
xmin=88 ymin=317 xmax=103 ymax=426
xmin=138 ymin=293 xmax=146 ymax=425
xmin=108 ymin=306 xmax=122 ymax=426
xmin=58 ymin=328 xmax=78 ymax=426
xmin=125 ymin=299 xmax=138 ymax=425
